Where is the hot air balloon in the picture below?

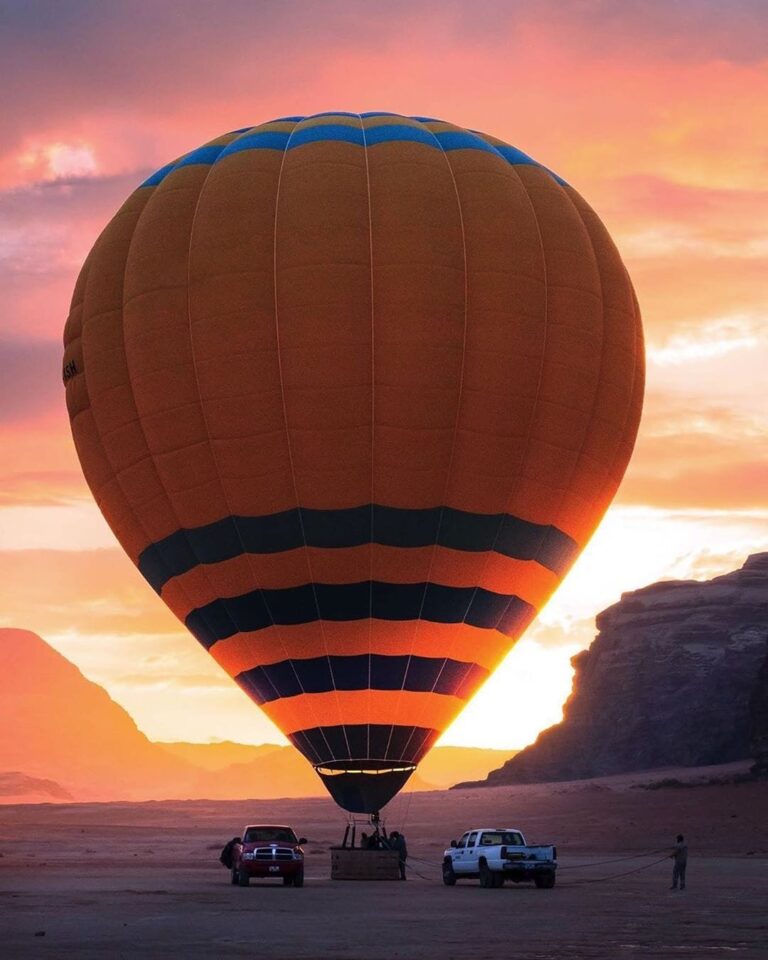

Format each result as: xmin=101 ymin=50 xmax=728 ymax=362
xmin=63 ymin=112 xmax=643 ymax=814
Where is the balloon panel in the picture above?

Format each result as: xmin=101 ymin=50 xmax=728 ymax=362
xmin=63 ymin=113 xmax=643 ymax=812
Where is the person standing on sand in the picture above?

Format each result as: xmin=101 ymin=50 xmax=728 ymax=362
xmin=670 ymin=834 xmax=688 ymax=890
xmin=389 ymin=831 xmax=408 ymax=880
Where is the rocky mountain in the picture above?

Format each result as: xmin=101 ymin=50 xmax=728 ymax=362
xmin=0 ymin=628 xmax=198 ymax=800
xmin=459 ymin=553 xmax=768 ymax=787
xmin=159 ymin=741 xmax=283 ymax=771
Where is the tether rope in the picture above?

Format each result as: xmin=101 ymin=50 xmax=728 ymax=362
xmin=402 ymin=850 xmax=671 ymax=886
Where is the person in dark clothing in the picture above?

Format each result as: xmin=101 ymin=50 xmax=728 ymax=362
xmin=670 ymin=834 xmax=688 ymax=890
xmin=389 ymin=830 xmax=408 ymax=880
xmin=219 ymin=837 xmax=241 ymax=869
xmin=359 ymin=831 xmax=378 ymax=850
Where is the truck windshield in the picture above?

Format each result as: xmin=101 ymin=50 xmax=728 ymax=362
xmin=479 ymin=831 xmax=524 ymax=846
xmin=243 ymin=827 xmax=298 ymax=844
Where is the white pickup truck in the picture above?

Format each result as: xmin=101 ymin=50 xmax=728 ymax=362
xmin=443 ymin=827 xmax=557 ymax=888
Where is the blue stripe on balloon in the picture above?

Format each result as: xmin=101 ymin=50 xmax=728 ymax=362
xmin=140 ymin=161 xmax=178 ymax=187
xmin=139 ymin=118 xmax=565 ymax=186
xmin=364 ymin=124 xmax=437 ymax=147
xmin=434 ymin=131 xmax=499 ymax=154
xmin=217 ymin=130 xmax=292 ymax=159
xmin=175 ymin=144 xmax=228 ymax=168
xmin=185 ymin=581 xmax=535 ymax=648
xmin=288 ymin=124 xmax=365 ymax=148
xmin=137 ymin=506 xmax=577 ymax=593
xmin=237 ymin=654 xmax=488 ymax=704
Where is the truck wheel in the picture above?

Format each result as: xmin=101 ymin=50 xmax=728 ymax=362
xmin=479 ymin=860 xmax=493 ymax=889
xmin=292 ymin=867 xmax=304 ymax=888
xmin=535 ymin=872 xmax=556 ymax=889
xmin=237 ymin=870 xmax=250 ymax=887
xmin=442 ymin=861 xmax=457 ymax=886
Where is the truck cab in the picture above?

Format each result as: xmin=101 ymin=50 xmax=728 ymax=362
xmin=232 ymin=824 xmax=307 ymax=887
xmin=443 ymin=827 xmax=557 ymax=888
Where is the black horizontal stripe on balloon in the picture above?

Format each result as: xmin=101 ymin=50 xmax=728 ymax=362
xmin=138 ymin=505 xmax=577 ymax=592
xmin=288 ymin=725 xmax=440 ymax=765
xmin=185 ymin=581 xmax=535 ymax=648
xmin=236 ymin=654 xmax=488 ymax=705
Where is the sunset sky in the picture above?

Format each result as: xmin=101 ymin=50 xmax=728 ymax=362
xmin=1 ymin=0 xmax=766 ymax=750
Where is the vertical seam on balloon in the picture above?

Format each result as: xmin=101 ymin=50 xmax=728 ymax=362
xmin=182 ymin=126 xmax=324 ymax=762
xmin=387 ymin=120 xmax=470 ymax=764
xmin=358 ymin=113 xmax=376 ymax=765
xmin=81 ymin=189 xmax=239 ymax=714
xmin=546 ymin=187 xmax=607 ymax=545
xmin=402 ymin=133 xmax=552 ymax=765
xmin=272 ymin=116 xmax=352 ymax=764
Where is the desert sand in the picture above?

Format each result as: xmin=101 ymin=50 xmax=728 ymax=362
xmin=1 ymin=763 xmax=767 ymax=959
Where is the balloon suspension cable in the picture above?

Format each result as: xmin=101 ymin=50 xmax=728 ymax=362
xmin=339 ymin=810 xmax=386 ymax=849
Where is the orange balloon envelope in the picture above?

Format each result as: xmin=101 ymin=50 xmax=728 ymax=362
xmin=63 ymin=113 xmax=643 ymax=812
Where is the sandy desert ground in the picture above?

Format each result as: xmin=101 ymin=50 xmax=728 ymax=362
xmin=1 ymin=763 xmax=767 ymax=960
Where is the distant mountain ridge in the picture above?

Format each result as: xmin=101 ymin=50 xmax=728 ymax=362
xmin=0 ymin=628 xmax=514 ymax=802
xmin=0 ymin=771 xmax=73 ymax=803
xmin=159 ymin=740 xmax=515 ymax=791
xmin=457 ymin=553 xmax=768 ymax=788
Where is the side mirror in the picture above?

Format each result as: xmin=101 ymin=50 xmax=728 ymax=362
xmin=298 ymin=838 xmax=308 ymax=845
xmin=450 ymin=840 xmax=457 ymax=848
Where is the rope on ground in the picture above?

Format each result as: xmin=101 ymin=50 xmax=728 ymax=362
xmin=404 ymin=851 xmax=671 ymax=886
xmin=405 ymin=862 xmax=441 ymax=882
xmin=558 ymin=848 xmax=668 ymax=870
xmin=408 ymin=854 xmax=442 ymax=867
xmin=559 ymin=855 xmax=669 ymax=886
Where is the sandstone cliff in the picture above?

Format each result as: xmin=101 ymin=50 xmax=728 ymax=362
xmin=461 ymin=553 xmax=768 ymax=787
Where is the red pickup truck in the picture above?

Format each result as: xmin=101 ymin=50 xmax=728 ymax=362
xmin=232 ymin=825 xmax=307 ymax=887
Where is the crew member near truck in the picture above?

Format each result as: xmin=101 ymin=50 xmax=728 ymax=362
xmin=219 ymin=837 xmax=241 ymax=870
xmin=670 ymin=834 xmax=688 ymax=890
